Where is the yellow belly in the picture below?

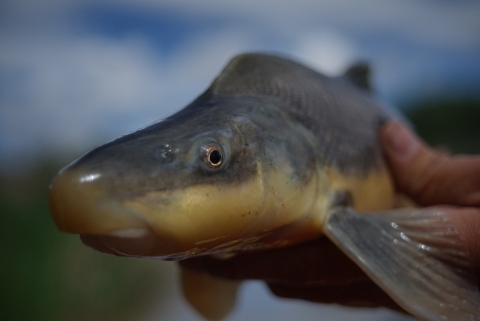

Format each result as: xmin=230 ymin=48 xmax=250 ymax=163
xmin=326 ymin=165 xmax=396 ymax=212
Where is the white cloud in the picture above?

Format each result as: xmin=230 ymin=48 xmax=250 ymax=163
xmin=94 ymin=0 xmax=480 ymax=49
xmin=0 ymin=33 xmax=164 ymax=154
xmin=294 ymin=30 xmax=357 ymax=75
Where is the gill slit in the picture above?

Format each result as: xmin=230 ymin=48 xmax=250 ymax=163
xmin=229 ymin=118 xmax=268 ymax=228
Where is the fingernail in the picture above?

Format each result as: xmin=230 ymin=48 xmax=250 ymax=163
xmin=385 ymin=123 xmax=420 ymax=160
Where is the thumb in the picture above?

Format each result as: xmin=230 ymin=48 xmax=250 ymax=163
xmin=381 ymin=122 xmax=480 ymax=207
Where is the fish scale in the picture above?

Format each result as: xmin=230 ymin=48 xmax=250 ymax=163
xmin=211 ymin=54 xmax=387 ymax=172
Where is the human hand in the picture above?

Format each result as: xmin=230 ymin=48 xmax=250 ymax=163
xmin=382 ymin=122 xmax=480 ymax=286
xmin=180 ymin=122 xmax=480 ymax=310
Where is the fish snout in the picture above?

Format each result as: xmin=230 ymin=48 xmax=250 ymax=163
xmin=49 ymin=168 xmax=189 ymax=258
xmin=49 ymin=168 xmax=150 ymax=236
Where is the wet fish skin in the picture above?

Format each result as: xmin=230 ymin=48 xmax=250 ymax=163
xmin=50 ymin=53 xmax=390 ymax=255
xmin=50 ymin=93 xmax=325 ymax=258
xmin=49 ymin=53 xmax=480 ymax=321
xmin=211 ymin=53 xmax=389 ymax=173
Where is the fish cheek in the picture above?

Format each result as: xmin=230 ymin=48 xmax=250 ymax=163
xmin=124 ymin=174 xmax=269 ymax=256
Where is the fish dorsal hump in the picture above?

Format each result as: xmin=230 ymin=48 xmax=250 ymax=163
xmin=209 ymin=53 xmax=389 ymax=173
xmin=211 ymin=54 xmax=371 ymax=98
xmin=211 ymin=53 xmax=330 ymax=103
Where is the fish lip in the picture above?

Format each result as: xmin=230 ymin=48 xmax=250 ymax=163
xmin=49 ymin=167 xmax=154 ymax=235
xmin=108 ymin=228 xmax=151 ymax=238
xmin=80 ymin=228 xmax=157 ymax=257
xmin=80 ymin=234 xmax=119 ymax=256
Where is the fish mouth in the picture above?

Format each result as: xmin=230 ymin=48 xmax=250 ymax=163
xmin=49 ymin=168 xmax=150 ymax=235
xmin=49 ymin=168 xmax=190 ymax=258
xmin=49 ymin=162 xmax=322 ymax=260
xmin=80 ymin=228 xmax=158 ymax=257
xmin=80 ymin=228 xmax=192 ymax=259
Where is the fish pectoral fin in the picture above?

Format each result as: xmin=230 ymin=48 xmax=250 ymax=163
xmin=324 ymin=207 xmax=480 ymax=321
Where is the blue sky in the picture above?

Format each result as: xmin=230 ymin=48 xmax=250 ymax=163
xmin=0 ymin=0 xmax=479 ymax=173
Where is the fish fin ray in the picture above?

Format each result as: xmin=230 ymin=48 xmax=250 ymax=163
xmin=325 ymin=207 xmax=480 ymax=321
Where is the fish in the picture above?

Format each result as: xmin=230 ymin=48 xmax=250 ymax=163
xmin=49 ymin=53 xmax=480 ymax=321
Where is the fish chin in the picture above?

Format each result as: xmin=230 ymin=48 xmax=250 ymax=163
xmin=80 ymin=228 xmax=217 ymax=260
xmin=80 ymin=230 xmax=156 ymax=257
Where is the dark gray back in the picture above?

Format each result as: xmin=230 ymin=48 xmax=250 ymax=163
xmin=208 ymin=53 xmax=392 ymax=173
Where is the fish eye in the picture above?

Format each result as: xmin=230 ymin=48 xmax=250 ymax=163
xmin=200 ymin=143 xmax=224 ymax=169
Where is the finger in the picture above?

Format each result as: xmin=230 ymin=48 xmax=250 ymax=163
xmin=267 ymin=281 xmax=405 ymax=312
xmin=180 ymin=237 xmax=369 ymax=284
xmin=446 ymin=207 xmax=480 ymax=286
xmin=381 ymin=122 xmax=480 ymax=207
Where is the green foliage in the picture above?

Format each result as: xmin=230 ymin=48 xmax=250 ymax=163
xmin=0 ymin=163 xmax=169 ymax=321
xmin=405 ymin=100 xmax=480 ymax=154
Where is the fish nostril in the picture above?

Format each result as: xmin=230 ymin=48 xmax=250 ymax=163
xmin=153 ymin=144 xmax=175 ymax=163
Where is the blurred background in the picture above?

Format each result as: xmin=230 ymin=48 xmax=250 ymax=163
xmin=1 ymin=1 xmax=479 ymax=320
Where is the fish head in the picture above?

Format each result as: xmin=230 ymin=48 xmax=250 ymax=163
xmin=50 ymin=96 xmax=324 ymax=260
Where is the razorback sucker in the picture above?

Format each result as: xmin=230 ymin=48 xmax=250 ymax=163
xmin=50 ymin=53 xmax=480 ymax=321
